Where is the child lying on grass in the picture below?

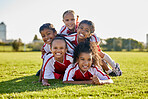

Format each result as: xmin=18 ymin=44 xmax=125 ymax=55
xmin=63 ymin=40 xmax=113 ymax=85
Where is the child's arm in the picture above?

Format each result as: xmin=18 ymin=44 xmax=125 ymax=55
xmin=91 ymin=75 xmax=113 ymax=85
xmin=63 ymin=80 xmax=94 ymax=84
xmin=38 ymin=60 xmax=44 ymax=82
xmin=42 ymin=79 xmax=50 ymax=86
xmin=41 ymin=46 xmax=46 ymax=56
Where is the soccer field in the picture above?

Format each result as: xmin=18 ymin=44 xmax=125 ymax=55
xmin=0 ymin=52 xmax=148 ymax=98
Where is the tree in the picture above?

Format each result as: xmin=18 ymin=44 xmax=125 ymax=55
xmin=33 ymin=34 xmax=39 ymax=42
xmin=12 ymin=40 xmax=20 ymax=51
xmin=114 ymin=38 xmax=122 ymax=51
xmin=12 ymin=38 xmax=23 ymax=51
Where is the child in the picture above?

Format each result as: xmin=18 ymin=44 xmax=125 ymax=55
xmin=59 ymin=10 xmax=100 ymax=51
xmin=42 ymin=36 xmax=73 ymax=86
xmin=59 ymin=10 xmax=100 ymax=43
xmin=64 ymin=20 xmax=122 ymax=76
xmin=63 ymin=40 xmax=113 ymax=85
xmin=36 ymin=23 xmax=57 ymax=82
xmin=39 ymin=23 xmax=57 ymax=59
xmin=59 ymin=10 xmax=79 ymax=36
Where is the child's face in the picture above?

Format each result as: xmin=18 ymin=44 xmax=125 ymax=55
xmin=78 ymin=52 xmax=92 ymax=73
xmin=63 ymin=13 xmax=75 ymax=30
xmin=40 ymin=29 xmax=56 ymax=44
xmin=77 ymin=23 xmax=91 ymax=42
xmin=50 ymin=39 xmax=67 ymax=60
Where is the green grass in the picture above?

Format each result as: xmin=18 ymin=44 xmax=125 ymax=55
xmin=0 ymin=52 xmax=148 ymax=99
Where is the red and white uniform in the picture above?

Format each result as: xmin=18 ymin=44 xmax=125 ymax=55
xmin=64 ymin=39 xmax=76 ymax=54
xmin=63 ymin=63 xmax=110 ymax=81
xmin=59 ymin=25 xmax=78 ymax=36
xmin=41 ymin=43 xmax=51 ymax=59
xmin=42 ymin=53 xmax=73 ymax=80
xmin=64 ymin=33 xmax=101 ymax=54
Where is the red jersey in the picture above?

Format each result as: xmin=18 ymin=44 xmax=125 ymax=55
xmin=42 ymin=53 xmax=73 ymax=79
xmin=65 ymin=33 xmax=101 ymax=53
xmin=63 ymin=63 xmax=110 ymax=81
xmin=59 ymin=25 xmax=78 ymax=36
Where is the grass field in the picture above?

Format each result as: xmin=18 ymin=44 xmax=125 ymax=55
xmin=0 ymin=52 xmax=148 ymax=99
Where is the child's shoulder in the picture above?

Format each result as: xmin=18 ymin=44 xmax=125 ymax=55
xmin=42 ymin=43 xmax=47 ymax=48
xmin=65 ymin=53 xmax=73 ymax=62
xmin=44 ymin=53 xmax=54 ymax=62
xmin=42 ymin=43 xmax=51 ymax=53
xmin=90 ymin=33 xmax=101 ymax=43
xmin=66 ymin=63 xmax=78 ymax=71
xmin=59 ymin=25 xmax=68 ymax=34
xmin=66 ymin=53 xmax=73 ymax=57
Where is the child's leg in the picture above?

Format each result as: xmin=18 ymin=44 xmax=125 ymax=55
xmin=98 ymin=52 xmax=114 ymax=71
xmin=100 ymin=59 xmax=112 ymax=73
xmin=98 ymin=51 xmax=122 ymax=76
xmin=102 ymin=52 xmax=116 ymax=69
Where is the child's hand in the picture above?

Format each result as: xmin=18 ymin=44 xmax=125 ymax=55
xmin=42 ymin=82 xmax=50 ymax=86
xmin=92 ymin=75 xmax=102 ymax=85
xmin=41 ymin=47 xmax=46 ymax=55
xmin=42 ymin=79 xmax=50 ymax=86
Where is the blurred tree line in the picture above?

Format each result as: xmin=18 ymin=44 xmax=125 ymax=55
xmin=0 ymin=34 xmax=43 ymax=51
xmin=0 ymin=35 xmax=146 ymax=52
xmin=100 ymin=37 xmax=145 ymax=51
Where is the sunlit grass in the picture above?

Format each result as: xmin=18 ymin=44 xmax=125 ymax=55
xmin=0 ymin=52 xmax=148 ymax=98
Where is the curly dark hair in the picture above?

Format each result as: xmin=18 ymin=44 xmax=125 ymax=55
xmin=73 ymin=39 xmax=101 ymax=68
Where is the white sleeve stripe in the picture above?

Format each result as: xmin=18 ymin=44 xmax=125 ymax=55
xmin=94 ymin=67 xmax=110 ymax=79
xmin=66 ymin=64 xmax=77 ymax=81
xmin=60 ymin=26 xmax=66 ymax=33
xmin=42 ymin=56 xmax=54 ymax=79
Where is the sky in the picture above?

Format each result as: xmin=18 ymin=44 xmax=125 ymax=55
xmin=0 ymin=0 xmax=148 ymax=44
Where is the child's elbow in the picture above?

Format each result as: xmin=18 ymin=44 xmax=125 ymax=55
xmin=109 ymin=79 xmax=114 ymax=84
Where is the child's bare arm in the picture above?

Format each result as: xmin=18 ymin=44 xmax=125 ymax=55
xmin=39 ymin=66 xmax=43 ymax=82
xmin=92 ymin=75 xmax=113 ymax=85
xmin=39 ymin=59 xmax=44 ymax=82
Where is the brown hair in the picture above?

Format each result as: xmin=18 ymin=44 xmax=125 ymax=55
xmin=62 ymin=10 xmax=75 ymax=19
xmin=78 ymin=20 xmax=95 ymax=33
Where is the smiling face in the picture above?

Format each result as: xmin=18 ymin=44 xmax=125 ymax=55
xmin=63 ymin=12 xmax=75 ymax=31
xmin=50 ymin=39 xmax=67 ymax=62
xmin=40 ymin=29 xmax=57 ymax=44
xmin=77 ymin=23 xmax=91 ymax=42
xmin=78 ymin=52 xmax=92 ymax=73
